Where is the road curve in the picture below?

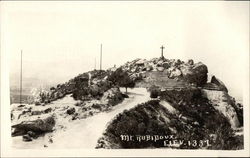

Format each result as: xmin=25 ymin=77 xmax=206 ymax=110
xmin=12 ymin=88 xmax=150 ymax=149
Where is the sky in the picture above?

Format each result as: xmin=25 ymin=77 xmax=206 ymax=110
xmin=1 ymin=1 xmax=249 ymax=99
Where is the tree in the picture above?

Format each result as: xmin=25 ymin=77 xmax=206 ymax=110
xmin=108 ymin=68 xmax=135 ymax=93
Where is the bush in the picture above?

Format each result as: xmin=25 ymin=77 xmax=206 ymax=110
xmin=108 ymin=68 xmax=135 ymax=93
xmin=148 ymin=85 xmax=160 ymax=98
xmin=92 ymin=104 xmax=103 ymax=110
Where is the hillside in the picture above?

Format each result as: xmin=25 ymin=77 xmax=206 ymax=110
xmin=96 ymin=57 xmax=244 ymax=149
xmin=10 ymin=57 xmax=244 ymax=149
xmin=96 ymin=99 xmax=243 ymax=149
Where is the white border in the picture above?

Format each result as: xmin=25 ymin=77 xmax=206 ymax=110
xmin=1 ymin=1 xmax=249 ymax=157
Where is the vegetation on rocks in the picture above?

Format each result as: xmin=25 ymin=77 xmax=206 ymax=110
xmin=96 ymin=97 xmax=243 ymax=149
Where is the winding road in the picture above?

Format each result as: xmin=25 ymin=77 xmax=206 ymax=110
xmin=12 ymin=88 xmax=150 ymax=149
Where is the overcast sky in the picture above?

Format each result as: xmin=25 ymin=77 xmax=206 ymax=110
xmin=1 ymin=1 xmax=249 ymax=98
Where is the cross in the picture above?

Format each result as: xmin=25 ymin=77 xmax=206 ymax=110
xmin=160 ymin=45 xmax=165 ymax=58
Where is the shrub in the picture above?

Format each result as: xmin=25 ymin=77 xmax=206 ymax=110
xmin=108 ymin=68 xmax=135 ymax=93
xmin=92 ymin=104 xmax=103 ymax=110
xmin=148 ymin=85 xmax=160 ymax=98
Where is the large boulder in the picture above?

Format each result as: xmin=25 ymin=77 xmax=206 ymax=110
xmin=12 ymin=116 xmax=55 ymax=136
xmin=211 ymin=76 xmax=228 ymax=92
xmin=169 ymin=68 xmax=182 ymax=78
xmin=162 ymin=62 xmax=170 ymax=69
xmin=201 ymin=89 xmax=240 ymax=129
xmin=101 ymin=88 xmax=124 ymax=106
xmin=146 ymin=65 xmax=153 ymax=71
xmin=180 ymin=62 xmax=208 ymax=86
xmin=156 ymin=67 xmax=164 ymax=72
xmin=156 ymin=60 xmax=164 ymax=66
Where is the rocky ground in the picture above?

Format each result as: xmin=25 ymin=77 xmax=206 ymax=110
xmin=119 ymin=57 xmax=208 ymax=87
xmin=11 ymin=88 xmax=149 ymax=149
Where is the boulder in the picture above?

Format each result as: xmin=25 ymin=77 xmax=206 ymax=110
xmin=66 ymin=108 xmax=76 ymax=115
xmin=162 ymin=62 xmax=170 ymax=69
xmin=188 ymin=59 xmax=194 ymax=65
xmin=92 ymin=104 xmax=103 ymax=110
xmin=211 ymin=76 xmax=228 ymax=92
xmin=146 ymin=65 xmax=153 ymax=71
xmin=202 ymin=83 xmax=222 ymax=91
xmin=141 ymin=67 xmax=147 ymax=71
xmin=23 ymin=135 xmax=32 ymax=142
xmin=201 ymin=89 xmax=240 ymax=129
xmin=12 ymin=116 xmax=55 ymax=136
xmin=156 ymin=67 xmax=164 ymax=72
xmin=173 ymin=59 xmax=182 ymax=67
xmin=131 ymin=66 xmax=140 ymax=73
xmin=156 ymin=60 xmax=164 ymax=66
xmin=55 ymin=91 xmax=64 ymax=99
xmin=44 ymin=108 xmax=52 ymax=113
xmin=180 ymin=65 xmax=192 ymax=76
xmin=31 ymin=111 xmax=43 ymax=115
xmin=180 ymin=62 xmax=208 ymax=86
xmin=101 ymin=88 xmax=124 ymax=106
xmin=169 ymin=68 xmax=182 ymax=78
xmin=141 ymin=72 xmax=147 ymax=78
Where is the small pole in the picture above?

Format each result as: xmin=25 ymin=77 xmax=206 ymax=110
xmin=20 ymin=50 xmax=22 ymax=105
xmin=100 ymin=44 xmax=102 ymax=70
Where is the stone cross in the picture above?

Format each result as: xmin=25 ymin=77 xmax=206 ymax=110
xmin=160 ymin=45 xmax=165 ymax=58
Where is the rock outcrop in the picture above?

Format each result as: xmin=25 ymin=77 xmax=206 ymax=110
xmin=180 ymin=62 xmax=208 ymax=86
xmin=210 ymin=76 xmax=228 ymax=92
xmin=158 ymin=86 xmax=241 ymax=129
xmin=120 ymin=58 xmax=208 ymax=86
xmin=201 ymin=89 xmax=240 ymax=128
xmin=120 ymin=57 xmax=242 ymax=130
xmin=12 ymin=115 xmax=55 ymax=136
xmin=101 ymin=87 xmax=124 ymax=106
xmin=32 ymin=70 xmax=113 ymax=105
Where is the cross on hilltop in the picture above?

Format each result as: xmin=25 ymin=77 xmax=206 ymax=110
xmin=160 ymin=45 xmax=165 ymax=59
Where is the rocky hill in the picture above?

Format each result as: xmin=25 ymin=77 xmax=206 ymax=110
xmin=96 ymin=57 xmax=243 ymax=149
xmin=11 ymin=69 xmax=127 ymax=141
xmin=11 ymin=57 xmax=243 ymax=149
xmin=116 ymin=57 xmax=243 ymax=129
